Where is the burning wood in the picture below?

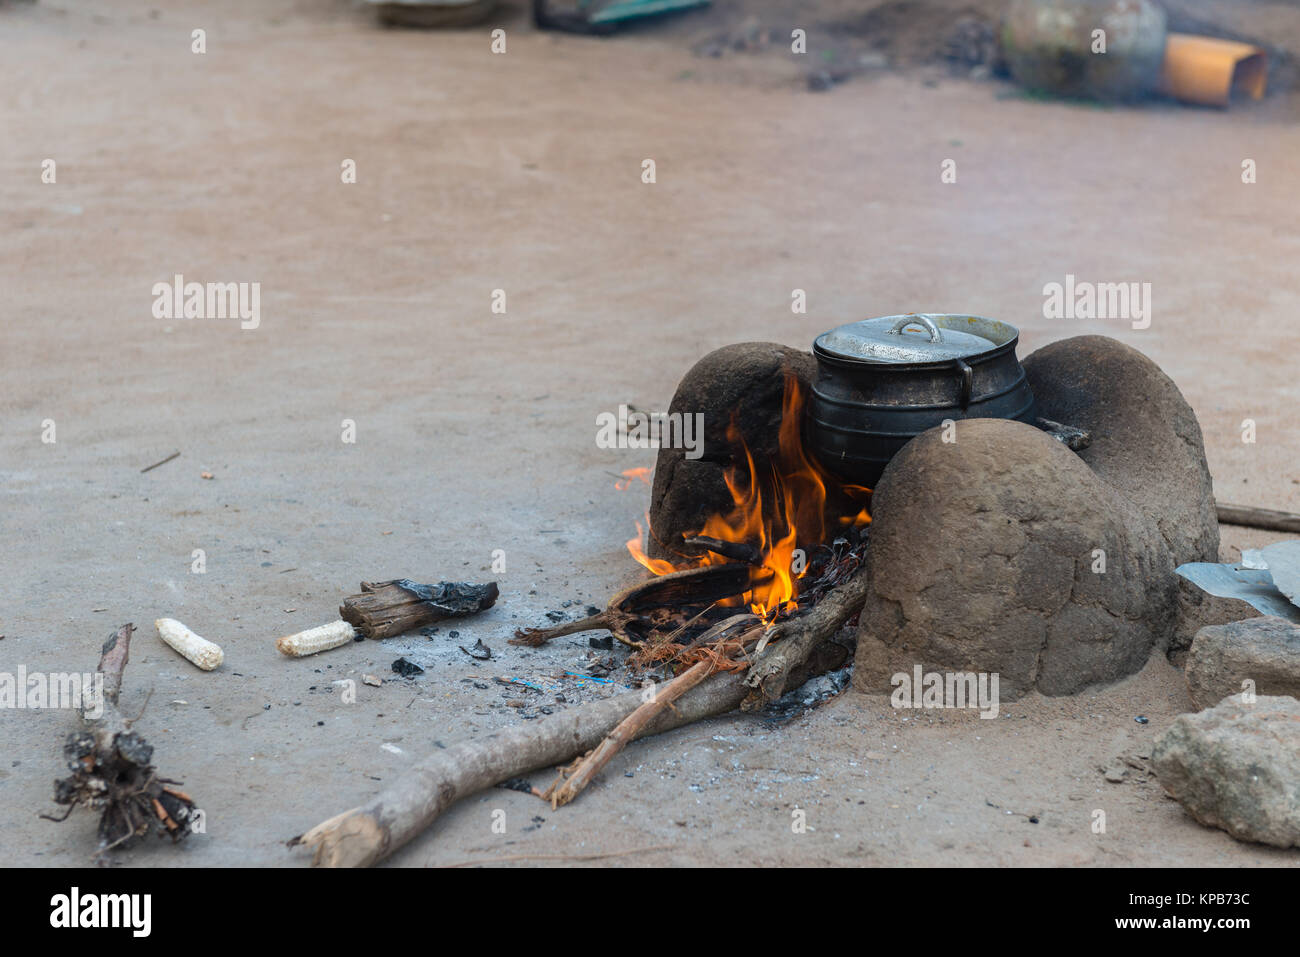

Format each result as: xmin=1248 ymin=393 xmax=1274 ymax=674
xmin=297 ymin=371 xmax=875 ymax=866
xmin=294 ymin=541 xmax=869 ymax=867
xmin=340 ymin=579 xmax=499 ymax=640
xmin=510 ymin=563 xmax=762 ymax=648
xmin=627 ymin=374 xmax=870 ymax=622
xmin=683 ymin=535 xmax=762 ymax=566
xmin=743 ymin=559 xmax=869 ymax=707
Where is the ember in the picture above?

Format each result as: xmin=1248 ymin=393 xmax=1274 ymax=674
xmin=625 ymin=375 xmax=871 ymax=621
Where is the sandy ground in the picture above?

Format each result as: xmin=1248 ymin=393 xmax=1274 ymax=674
xmin=2 ymin=0 xmax=1299 ymax=867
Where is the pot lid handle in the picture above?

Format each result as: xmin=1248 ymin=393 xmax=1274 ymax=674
xmin=887 ymin=314 xmax=944 ymax=343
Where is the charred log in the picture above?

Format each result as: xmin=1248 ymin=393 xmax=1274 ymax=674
xmin=340 ymin=579 xmax=499 ymax=640
xmin=509 ymin=563 xmax=765 ymax=648
xmin=682 ymin=535 xmax=763 ymax=566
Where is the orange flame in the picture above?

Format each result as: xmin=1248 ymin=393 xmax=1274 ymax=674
xmin=625 ymin=375 xmax=871 ymax=621
xmin=615 ymin=467 xmax=652 ymax=491
xmin=627 ymin=516 xmax=677 ymax=576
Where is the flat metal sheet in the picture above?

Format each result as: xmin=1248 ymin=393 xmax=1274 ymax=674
xmin=1175 ymin=562 xmax=1300 ymax=623
xmin=1259 ymin=541 xmax=1300 ymax=609
xmin=1240 ymin=548 xmax=1268 ymax=570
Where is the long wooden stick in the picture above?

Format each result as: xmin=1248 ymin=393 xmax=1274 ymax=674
xmin=510 ymin=564 xmax=760 ymax=648
xmin=291 ymin=671 xmax=751 ymax=867
xmin=541 ymin=614 xmax=764 ymax=808
xmin=544 ymin=659 xmax=716 ymax=808
xmin=293 ymin=583 xmax=866 ymax=868
xmin=1217 ymin=502 xmax=1300 ymax=535
xmin=742 ymin=561 xmax=870 ymax=709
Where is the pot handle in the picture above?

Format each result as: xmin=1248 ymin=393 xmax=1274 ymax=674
xmin=956 ymin=359 xmax=973 ymax=409
xmin=887 ymin=314 xmax=944 ymax=342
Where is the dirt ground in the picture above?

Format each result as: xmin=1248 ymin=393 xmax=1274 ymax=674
xmin=2 ymin=0 xmax=1299 ymax=867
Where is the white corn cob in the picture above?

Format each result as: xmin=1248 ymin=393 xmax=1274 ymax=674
xmin=276 ymin=619 xmax=356 ymax=658
xmin=155 ymin=617 xmax=224 ymax=671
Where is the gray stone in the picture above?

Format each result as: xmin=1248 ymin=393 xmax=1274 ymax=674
xmin=1151 ymin=695 xmax=1300 ymax=848
xmin=1185 ymin=617 xmax=1300 ymax=710
xmin=853 ymin=417 xmax=1179 ymax=700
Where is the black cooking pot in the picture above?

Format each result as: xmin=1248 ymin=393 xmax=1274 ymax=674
xmin=807 ymin=314 xmax=1037 ymax=487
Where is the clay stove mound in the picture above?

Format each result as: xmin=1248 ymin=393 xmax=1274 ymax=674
xmin=1023 ymin=335 xmax=1219 ymax=567
xmin=854 ymin=335 xmax=1219 ymax=700
xmin=646 ymin=342 xmax=819 ymax=562
xmin=647 ymin=333 xmax=1219 ymax=701
xmin=854 ymin=417 xmax=1176 ymax=699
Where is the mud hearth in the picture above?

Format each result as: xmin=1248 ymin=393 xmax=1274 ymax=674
xmin=645 ymin=334 xmax=1219 ymax=700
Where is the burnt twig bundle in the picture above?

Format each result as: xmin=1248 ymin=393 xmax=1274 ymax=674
xmin=46 ymin=624 xmax=198 ymax=856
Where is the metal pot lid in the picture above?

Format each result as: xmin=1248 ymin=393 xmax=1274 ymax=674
xmin=815 ymin=314 xmax=1000 ymax=363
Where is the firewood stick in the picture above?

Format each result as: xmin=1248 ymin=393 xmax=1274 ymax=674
xmin=1217 ymin=502 xmax=1300 ymax=535
xmin=291 ymin=671 xmax=750 ymax=867
xmin=293 ymin=595 xmax=862 ymax=867
xmin=510 ymin=609 xmax=634 ymax=648
xmin=682 ymin=536 xmax=763 ymax=566
xmin=510 ymin=564 xmax=762 ymax=648
xmin=541 ymin=612 xmax=763 ymax=810
xmin=544 ymin=658 xmax=718 ymax=809
xmin=742 ymin=561 xmax=871 ymax=709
